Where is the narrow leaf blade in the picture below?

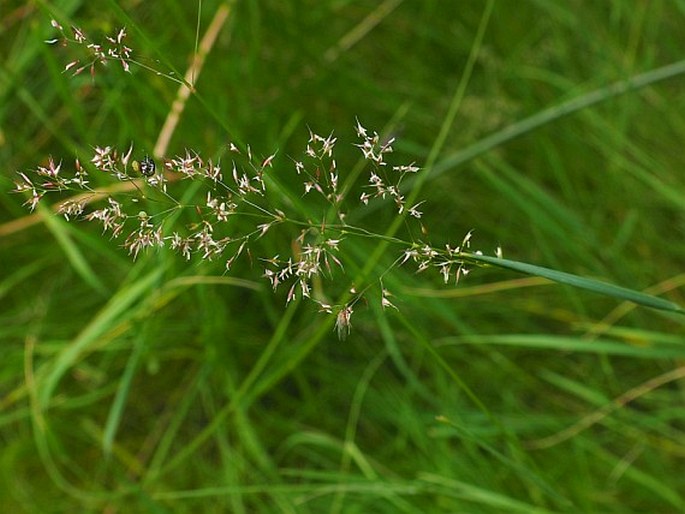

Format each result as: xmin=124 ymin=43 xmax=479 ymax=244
xmin=466 ymin=253 xmax=684 ymax=314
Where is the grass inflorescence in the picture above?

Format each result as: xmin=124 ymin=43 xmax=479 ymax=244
xmin=2 ymin=2 xmax=685 ymax=512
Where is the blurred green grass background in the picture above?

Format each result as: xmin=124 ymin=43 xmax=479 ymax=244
xmin=2 ymin=0 xmax=685 ymax=512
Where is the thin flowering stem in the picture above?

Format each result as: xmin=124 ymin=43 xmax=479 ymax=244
xmin=47 ymin=18 xmax=188 ymax=87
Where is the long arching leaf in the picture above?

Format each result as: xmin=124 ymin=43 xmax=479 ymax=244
xmin=466 ymin=253 xmax=684 ymax=314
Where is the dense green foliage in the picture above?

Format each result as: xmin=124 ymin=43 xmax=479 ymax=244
xmin=2 ymin=1 xmax=685 ymax=512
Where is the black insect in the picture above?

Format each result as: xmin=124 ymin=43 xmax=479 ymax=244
xmin=139 ymin=155 xmax=156 ymax=176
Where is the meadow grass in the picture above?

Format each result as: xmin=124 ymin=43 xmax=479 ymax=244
xmin=2 ymin=1 xmax=685 ymax=512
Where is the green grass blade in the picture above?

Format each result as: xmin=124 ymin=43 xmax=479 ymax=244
xmin=418 ymin=473 xmax=560 ymax=514
xmin=447 ymin=334 xmax=685 ymax=359
xmin=431 ymin=59 xmax=685 ymax=178
xmin=38 ymin=203 xmax=108 ymax=295
xmin=38 ymin=266 xmax=165 ymax=408
xmin=102 ymin=336 xmax=145 ymax=457
xmin=465 ymin=253 xmax=684 ymax=314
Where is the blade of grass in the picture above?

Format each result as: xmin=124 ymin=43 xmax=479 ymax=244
xmin=443 ymin=334 xmax=685 ymax=359
xmin=586 ymin=438 xmax=685 ymax=510
xmin=431 ymin=59 xmax=685 ymax=178
xmin=466 ymin=253 xmax=684 ymax=314
xmin=26 ymin=336 xmax=134 ymax=502
xmin=102 ymin=334 xmax=145 ymax=457
xmin=38 ymin=265 xmax=165 ymax=408
xmin=143 ymin=363 xmax=208 ymax=484
xmin=418 ymin=473 xmax=560 ymax=514
xmin=37 ymin=203 xmax=108 ymax=295
xmin=150 ymin=298 xmax=302 ymax=479
xmin=530 ymin=366 xmax=685 ymax=449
